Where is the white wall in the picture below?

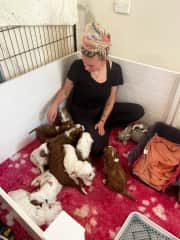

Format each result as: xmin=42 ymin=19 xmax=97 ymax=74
xmin=0 ymin=54 xmax=77 ymax=162
xmin=0 ymin=0 xmax=77 ymax=25
xmin=111 ymin=56 xmax=180 ymax=126
xmin=78 ymin=0 xmax=180 ymax=72
xmin=167 ymin=82 xmax=180 ymax=128
xmin=173 ymin=105 xmax=180 ymax=127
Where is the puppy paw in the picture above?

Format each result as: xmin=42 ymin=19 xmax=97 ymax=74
xmin=31 ymin=178 xmax=40 ymax=187
xmin=81 ymin=187 xmax=88 ymax=195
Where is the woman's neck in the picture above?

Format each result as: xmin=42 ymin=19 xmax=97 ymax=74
xmin=90 ymin=61 xmax=107 ymax=83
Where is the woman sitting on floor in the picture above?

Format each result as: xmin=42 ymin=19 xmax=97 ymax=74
xmin=47 ymin=22 xmax=144 ymax=156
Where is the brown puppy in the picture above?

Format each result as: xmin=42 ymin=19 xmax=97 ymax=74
xmin=29 ymin=124 xmax=59 ymax=142
xmin=29 ymin=121 xmax=74 ymax=143
xmin=47 ymin=124 xmax=84 ymax=147
xmin=48 ymin=143 xmax=85 ymax=194
xmin=47 ymin=124 xmax=86 ymax=194
xmin=103 ymin=146 xmax=135 ymax=200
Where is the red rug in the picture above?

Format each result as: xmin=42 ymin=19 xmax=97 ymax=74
xmin=0 ymin=128 xmax=179 ymax=240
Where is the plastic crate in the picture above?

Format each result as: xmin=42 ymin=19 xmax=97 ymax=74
xmin=114 ymin=212 xmax=179 ymax=240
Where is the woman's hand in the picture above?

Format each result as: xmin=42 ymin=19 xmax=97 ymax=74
xmin=47 ymin=79 xmax=73 ymax=124
xmin=95 ymin=120 xmax=105 ymax=136
xmin=47 ymin=103 xmax=58 ymax=124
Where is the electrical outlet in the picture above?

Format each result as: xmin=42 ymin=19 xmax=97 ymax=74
xmin=114 ymin=0 xmax=131 ymax=15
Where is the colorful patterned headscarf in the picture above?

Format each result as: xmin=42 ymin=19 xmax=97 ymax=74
xmin=81 ymin=22 xmax=111 ymax=59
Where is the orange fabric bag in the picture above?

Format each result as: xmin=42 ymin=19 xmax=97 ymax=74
xmin=133 ymin=134 xmax=180 ymax=191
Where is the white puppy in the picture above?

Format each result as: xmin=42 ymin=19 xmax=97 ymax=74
xmin=76 ymin=132 xmax=94 ymax=160
xmin=63 ymin=144 xmax=95 ymax=186
xmin=75 ymin=160 xmax=95 ymax=186
xmin=36 ymin=201 xmax=62 ymax=225
xmin=8 ymin=189 xmax=62 ymax=226
xmin=30 ymin=143 xmax=49 ymax=173
xmin=30 ymin=171 xmax=62 ymax=205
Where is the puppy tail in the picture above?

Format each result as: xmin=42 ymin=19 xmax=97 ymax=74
xmin=123 ymin=191 xmax=135 ymax=201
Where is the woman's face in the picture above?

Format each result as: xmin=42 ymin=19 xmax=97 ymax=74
xmin=82 ymin=54 xmax=106 ymax=72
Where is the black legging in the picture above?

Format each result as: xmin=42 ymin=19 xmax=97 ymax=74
xmin=68 ymin=102 xmax=144 ymax=156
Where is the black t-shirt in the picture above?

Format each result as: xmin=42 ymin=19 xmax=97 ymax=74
xmin=67 ymin=59 xmax=123 ymax=109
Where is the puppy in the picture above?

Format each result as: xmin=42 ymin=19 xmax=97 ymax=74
xmin=63 ymin=144 xmax=95 ymax=187
xmin=8 ymin=189 xmax=62 ymax=226
xmin=29 ymin=124 xmax=84 ymax=173
xmin=30 ymin=143 xmax=49 ymax=173
xmin=76 ymin=132 xmax=94 ymax=161
xmin=48 ymin=142 xmax=86 ymax=194
xmin=131 ymin=123 xmax=148 ymax=143
xmin=38 ymin=201 xmax=62 ymax=225
xmin=48 ymin=124 xmax=84 ymax=147
xmin=54 ymin=107 xmax=72 ymax=125
xmin=117 ymin=125 xmax=132 ymax=144
xmin=103 ymin=146 xmax=135 ymax=200
xmin=29 ymin=124 xmax=60 ymax=142
xmin=29 ymin=121 xmax=74 ymax=143
xmin=30 ymin=171 xmax=62 ymax=205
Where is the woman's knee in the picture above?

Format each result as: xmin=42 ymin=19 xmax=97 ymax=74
xmin=91 ymin=132 xmax=109 ymax=156
xmin=134 ymin=104 xmax=144 ymax=120
xmin=91 ymin=142 xmax=105 ymax=156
